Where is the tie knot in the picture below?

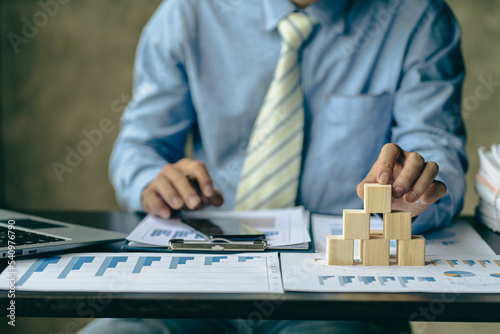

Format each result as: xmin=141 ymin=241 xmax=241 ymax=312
xmin=277 ymin=12 xmax=316 ymax=50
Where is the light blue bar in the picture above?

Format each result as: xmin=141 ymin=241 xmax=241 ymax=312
xmin=95 ymin=256 xmax=128 ymax=276
xmin=58 ymin=256 xmax=94 ymax=279
xmin=17 ymin=257 xmax=61 ymax=286
xmin=133 ymin=256 xmax=161 ymax=273
xmin=169 ymin=256 xmax=195 ymax=269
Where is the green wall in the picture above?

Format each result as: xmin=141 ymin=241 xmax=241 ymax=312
xmin=1 ymin=0 xmax=499 ymax=214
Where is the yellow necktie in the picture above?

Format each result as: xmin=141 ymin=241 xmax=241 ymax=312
xmin=235 ymin=12 xmax=316 ymax=210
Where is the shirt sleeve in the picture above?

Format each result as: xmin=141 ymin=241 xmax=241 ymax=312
xmin=391 ymin=2 xmax=467 ymax=234
xmin=109 ymin=1 xmax=194 ymax=212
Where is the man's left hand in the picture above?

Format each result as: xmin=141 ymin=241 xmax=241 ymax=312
xmin=356 ymin=143 xmax=447 ymax=217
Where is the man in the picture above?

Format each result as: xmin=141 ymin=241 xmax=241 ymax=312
xmin=100 ymin=0 xmax=466 ymax=332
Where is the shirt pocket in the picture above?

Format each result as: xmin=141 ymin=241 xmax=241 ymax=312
xmin=321 ymin=91 xmax=393 ymax=125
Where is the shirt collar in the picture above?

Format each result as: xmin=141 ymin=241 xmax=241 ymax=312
xmin=260 ymin=0 xmax=348 ymax=33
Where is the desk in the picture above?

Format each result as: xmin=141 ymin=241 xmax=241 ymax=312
xmin=1 ymin=211 xmax=500 ymax=322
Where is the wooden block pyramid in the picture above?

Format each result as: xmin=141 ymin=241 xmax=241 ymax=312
xmin=326 ymin=183 xmax=425 ymax=266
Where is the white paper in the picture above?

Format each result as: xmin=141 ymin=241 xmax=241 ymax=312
xmin=0 ymin=252 xmax=283 ymax=293
xmin=126 ymin=207 xmax=311 ymax=250
xmin=476 ymin=145 xmax=500 ymax=231
xmin=312 ymin=215 xmax=495 ymax=256
xmin=281 ymin=253 xmax=500 ymax=293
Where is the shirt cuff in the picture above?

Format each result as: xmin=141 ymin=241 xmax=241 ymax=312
xmin=411 ymin=194 xmax=454 ymax=235
xmin=127 ymin=166 xmax=165 ymax=212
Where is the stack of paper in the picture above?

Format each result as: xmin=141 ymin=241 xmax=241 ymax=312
xmin=126 ymin=207 xmax=311 ymax=250
xmin=476 ymin=144 xmax=500 ymax=232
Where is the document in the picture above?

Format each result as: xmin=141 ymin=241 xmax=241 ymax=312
xmin=476 ymin=144 xmax=500 ymax=232
xmin=312 ymin=215 xmax=496 ymax=256
xmin=126 ymin=207 xmax=311 ymax=250
xmin=0 ymin=252 xmax=283 ymax=293
xmin=281 ymin=253 xmax=500 ymax=293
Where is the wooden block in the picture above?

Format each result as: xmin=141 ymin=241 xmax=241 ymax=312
xmin=343 ymin=209 xmax=370 ymax=240
xmin=326 ymin=235 xmax=354 ymax=265
xmin=362 ymin=235 xmax=390 ymax=266
xmin=397 ymin=235 xmax=425 ymax=266
xmin=383 ymin=211 xmax=412 ymax=240
xmin=364 ymin=183 xmax=392 ymax=214
xmin=361 ymin=232 xmax=383 ymax=260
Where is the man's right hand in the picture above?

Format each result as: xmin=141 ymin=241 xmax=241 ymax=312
xmin=142 ymin=158 xmax=224 ymax=219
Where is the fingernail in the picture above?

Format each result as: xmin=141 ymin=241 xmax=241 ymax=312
xmin=394 ymin=187 xmax=404 ymax=199
xmin=188 ymin=196 xmax=200 ymax=209
xmin=171 ymin=196 xmax=183 ymax=209
xmin=416 ymin=197 xmax=428 ymax=205
xmin=379 ymin=173 xmax=390 ymax=185
xmin=203 ymin=184 xmax=214 ymax=197
xmin=404 ymin=191 xmax=417 ymax=203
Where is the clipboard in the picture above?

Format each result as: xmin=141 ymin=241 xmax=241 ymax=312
xmin=122 ymin=207 xmax=315 ymax=253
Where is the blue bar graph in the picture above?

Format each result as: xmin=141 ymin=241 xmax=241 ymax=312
xmin=238 ymin=256 xmax=258 ymax=262
xmin=418 ymin=277 xmax=436 ymax=282
xmin=318 ymin=275 xmax=335 ymax=285
xmin=339 ymin=276 xmax=355 ymax=286
xmin=265 ymin=231 xmax=279 ymax=237
xmin=463 ymin=260 xmax=475 ymax=267
xmin=442 ymin=241 xmax=455 ymax=245
xmin=398 ymin=276 xmax=415 ymax=288
xmin=17 ymin=257 xmax=61 ymax=286
xmin=448 ymin=260 xmax=458 ymax=266
xmin=150 ymin=229 xmax=172 ymax=237
xmin=479 ymin=260 xmax=491 ymax=267
xmin=172 ymin=231 xmax=190 ymax=239
xmin=169 ymin=256 xmax=195 ymax=269
xmin=378 ymin=276 xmax=396 ymax=286
xmin=133 ymin=256 xmax=161 ymax=273
xmin=358 ymin=276 xmax=376 ymax=285
xmin=204 ymin=256 xmax=228 ymax=266
xmin=58 ymin=256 xmax=95 ymax=279
xmin=95 ymin=256 xmax=128 ymax=276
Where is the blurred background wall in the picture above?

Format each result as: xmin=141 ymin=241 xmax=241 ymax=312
xmin=0 ymin=0 xmax=162 ymax=211
xmin=0 ymin=1 xmax=499 ymax=332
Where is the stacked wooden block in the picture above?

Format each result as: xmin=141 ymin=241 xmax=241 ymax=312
xmin=326 ymin=183 xmax=425 ymax=266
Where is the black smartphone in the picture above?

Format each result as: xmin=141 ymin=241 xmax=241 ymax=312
xmin=181 ymin=217 xmax=266 ymax=241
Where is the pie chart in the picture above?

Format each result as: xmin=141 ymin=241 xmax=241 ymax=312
xmin=490 ymin=273 xmax=500 ymax=278
xmin=443 ymin=271 xmax=475 ymax=278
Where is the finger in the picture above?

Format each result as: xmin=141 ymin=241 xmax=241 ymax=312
xmin=187 ymin=161 xmax=215 ymax=197
xmin=416 ymin=180 xmax=447 ymax=205
xmin=404 ymin=161 xmax=439 ymax=203
xmin=356 ymin=163 xmax=378 ymax=199
xmin=163 ymin=165 xmax=201 ymax=209
xmin=154 ymin=175 xmax=184 ymax=210
xmin=376 ymin=143 xmax=403 ymax=185
xmin=208 ymin=190 xmax=225 ymax=207
xmin=142 ymin=188 xmax=171 ymax=219
xmin=392 ymin=152 xmax=425 ymax=199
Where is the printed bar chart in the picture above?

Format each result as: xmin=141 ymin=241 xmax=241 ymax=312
xmin=133 ymin=257 xmax=161 ymax=274
xmin=281 ymin=253 xmax=500 ymax=293
xmin=1 ymin=252 xmax=283 ymax=293
xmin=58 ymin=256 xmax=95 ymax=279
xmin=169 ymin=256 xmax=195 ymax=269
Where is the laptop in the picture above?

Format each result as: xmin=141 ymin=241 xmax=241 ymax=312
xmin=0 ymin=208 xmax=126 ymax=258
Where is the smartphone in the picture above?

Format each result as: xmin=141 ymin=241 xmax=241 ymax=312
xmin=181 ymin=217 xmax=266 ymax=241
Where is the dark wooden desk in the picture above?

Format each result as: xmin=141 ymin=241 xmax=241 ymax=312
xmin=1 ymin=211 xmax=500 ymax=322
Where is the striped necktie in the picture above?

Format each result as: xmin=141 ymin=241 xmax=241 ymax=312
xmin=235 ymin=12 xmax=316 ymax=210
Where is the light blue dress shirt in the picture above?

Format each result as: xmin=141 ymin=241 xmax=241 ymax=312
xmin=110 ymin=0 xmax=467 ymax=234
